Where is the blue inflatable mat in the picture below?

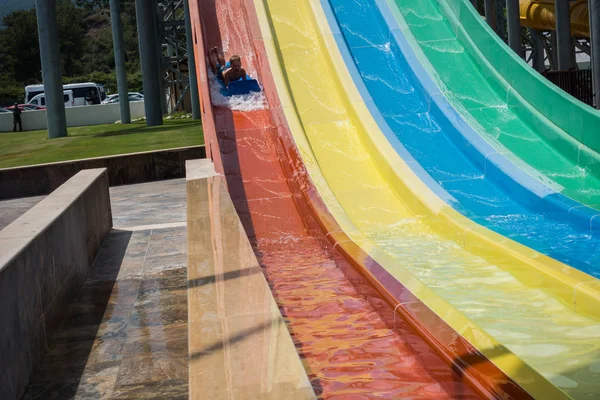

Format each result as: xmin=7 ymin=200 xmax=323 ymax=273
xmin=219 ymin=77 xmax=261 ymax=96
xmin=226 ymin=79 xmax=261 ymax=96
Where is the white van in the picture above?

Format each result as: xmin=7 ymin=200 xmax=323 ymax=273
xmin=25 ymin=82 xmax=102 ymax=106
xmin=28 ymin=90 xmax=75 ymax=108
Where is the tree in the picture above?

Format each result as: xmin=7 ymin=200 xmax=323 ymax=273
xmin=0 ymin=9 xmax=41 ymax=84
xmin=0 ymin=0 xmax=141 ymax=105
xmin=74 ymin=0 xmax=105 ymax=11
xmin=56 ymin=0 xmax=88 ymax=76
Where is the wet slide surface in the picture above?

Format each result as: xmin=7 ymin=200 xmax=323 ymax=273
xmin=325 ymin=0 xmax=600 ymax=278
xmin=393 ymin=0 xmax=600 ymax=208
xmin=193 ymin=0 xmax=480 ymax=398
xmin=256 ymin=0 xmax=600 ymax=398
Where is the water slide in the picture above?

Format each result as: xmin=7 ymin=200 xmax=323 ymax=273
xmin=323 ymin=0 xmax=600 ymax=282
xmin=393 ymin=0 xmax=600 ymax=211
xmin=186 ymin=0 xmax=524 ymax=398
xmin=189 ymin=0 xmax=600 ymax=398
xmin=251 ymin=0 xmax=600 ymax=398
xmin=317 ymin=0 xmax=600 ymax=397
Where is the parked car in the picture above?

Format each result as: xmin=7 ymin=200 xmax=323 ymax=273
xmin=5 ymin=104 xmax=46 ymax=112
xmin=28 ymin=90 xmax=75 ymax=108
xmin=101 ymin=94 xmax=119 ymax=104
xmin=103 ymin=93 xmax=144 ymax=104
xmin=0 ymin=108 xmax=10 ymax=113
xmin=22 ymin=105 xmax=46 ymax=111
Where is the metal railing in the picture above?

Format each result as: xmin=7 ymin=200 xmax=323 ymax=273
xmin=542 ymin=69 xmax=595 ymax=107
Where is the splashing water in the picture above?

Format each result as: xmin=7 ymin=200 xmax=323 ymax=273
xmin=208 ymin=70 xmax=266 ymax=111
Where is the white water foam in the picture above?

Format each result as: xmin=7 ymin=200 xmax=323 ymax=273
xmin=208 ymin=69 xmax=266 ymax=111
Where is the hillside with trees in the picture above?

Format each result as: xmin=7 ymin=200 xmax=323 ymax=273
xmin=0 ymin=0 xmax=36 ymax=27
xmin=0 ymin=0 xmax=142 ymax=106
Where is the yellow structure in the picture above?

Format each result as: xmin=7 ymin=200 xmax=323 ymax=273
xmin=251 ymin=0 xmax=600 ymax=398
xmin=520 ymin=0 xmax=590 ymax=37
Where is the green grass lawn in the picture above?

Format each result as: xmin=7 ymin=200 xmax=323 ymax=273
xmin=0 ymin=118 xmax=203 ymax=168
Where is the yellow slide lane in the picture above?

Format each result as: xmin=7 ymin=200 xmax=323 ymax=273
xmin=252 ymin=0 xmax=600 ymax=398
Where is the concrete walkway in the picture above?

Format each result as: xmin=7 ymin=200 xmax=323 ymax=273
xmin=0 ymin=195 xmax=45 ymax=231
xmin=22 ymin=179 xmax=189 ymax=399
xmin=110 ymin=179 xmax=187 ymax=230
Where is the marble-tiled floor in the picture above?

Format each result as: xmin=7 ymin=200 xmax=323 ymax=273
xmin=0 ymin=177 xmax=187 ymax=232
xmin=0 ymin=195 xmax=45 ymax=230
xmin=22 ymin=179 xmax=189 ymax=399
xmin=110 ymin=179 xmax=187 ymax=230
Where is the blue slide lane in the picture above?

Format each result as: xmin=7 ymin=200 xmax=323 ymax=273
xmin=321 ymin=0 xmax=600 ymax=278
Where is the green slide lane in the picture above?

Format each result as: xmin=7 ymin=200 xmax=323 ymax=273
xmin=390 ymin=0 xmax=600 ymax=208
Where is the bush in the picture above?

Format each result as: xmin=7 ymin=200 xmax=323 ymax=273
xmin=0 ymin=83 xmax=24 ymax=107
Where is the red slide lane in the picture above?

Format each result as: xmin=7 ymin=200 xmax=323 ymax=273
xmin=186 ymin=0 xmax=531 ymax=398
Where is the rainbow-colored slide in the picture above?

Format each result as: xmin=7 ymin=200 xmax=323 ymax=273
xmin=188 ymin=0 xmax=600 ymax=398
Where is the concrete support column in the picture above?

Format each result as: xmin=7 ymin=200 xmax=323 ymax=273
xmin=109 ymin=0 xmax=131 ymax=124
xmin=507 ymin=0 xmax=523 ymax=57
xmin=35 ymin=0 xmax=67 ymax=138
xmin=590 ymin=0 xmax=600 ymax=108
xmin=135 ymin=0 xmax=163 ymax=126
xmin=555 ymin=0 xmax=573 ymax=70
xmin=531 ymin=30 xmax=546 ymax=72
xmin=496 ymin=0 xmax=507 ymax=41
xmin=550 ymin=31 xmax=559 ymax=69
xmin=184 ymin=0 xmax=200 ymax=119
xmin=151 ymin=4 xmax=168 ymax=115
xmin=484 ymin=0 xmax=497 ymax=32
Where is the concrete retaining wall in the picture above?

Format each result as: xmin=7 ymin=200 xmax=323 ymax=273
xmin=0 ymin=102 xmax=146 ymax=132
xmin=0 ymin=145 xmax=206 ymax=199
xmin=0 ymin=169 xmax=112 ymax=399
